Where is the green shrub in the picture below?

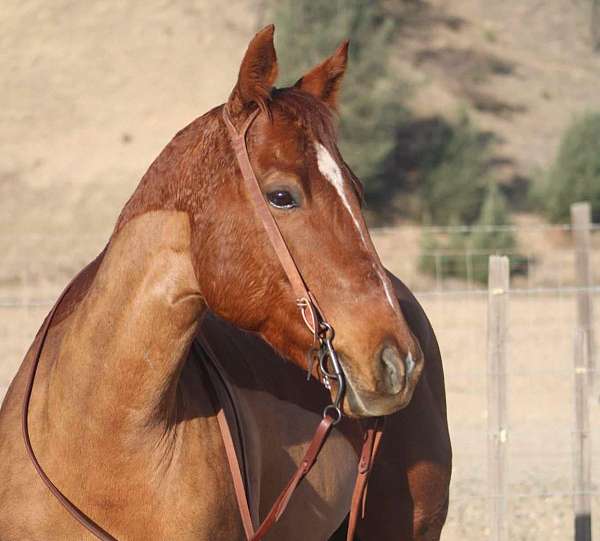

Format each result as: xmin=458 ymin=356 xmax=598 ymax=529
xmin=418 ymin=184 xmax=526 ymax=283
xmin=543 ymin=111 xmax=600 ymax=222
xmin=469 ymin=183 xmax=522 ymax=282
xmin=417 ymin=217 xmax=439 ymax=277
xmin=373 ymin=113 xmax=493 ymax=224
xmin=418 ymin=216 xmax=470 ymax=283
xmin=418 ymin=113 xmax=490 ymax=225
xmin=445 ymin=218 xmax=469 ymax=278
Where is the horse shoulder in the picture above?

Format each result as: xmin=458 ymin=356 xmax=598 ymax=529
xmin=354 ymin=272 xmax=452 ymax=540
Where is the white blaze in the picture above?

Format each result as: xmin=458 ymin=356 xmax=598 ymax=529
xmin=315 ymin=142 xmax=396 ymax=310
xmin=315 ymin=142 xmax=367 ymax=246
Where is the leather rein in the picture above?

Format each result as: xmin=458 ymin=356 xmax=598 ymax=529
xmin=21 ymin=105 xmax=384 ymax=540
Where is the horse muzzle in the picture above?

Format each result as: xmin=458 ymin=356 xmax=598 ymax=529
xmin=339 ymin=345 xmax=424 ymax=417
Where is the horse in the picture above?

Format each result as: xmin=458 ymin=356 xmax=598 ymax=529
xmin=0 ymin=25 xmax=451 ymax=540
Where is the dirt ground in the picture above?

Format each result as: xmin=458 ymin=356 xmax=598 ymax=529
xmin=2 ymin=239 xmax=599 ymax=541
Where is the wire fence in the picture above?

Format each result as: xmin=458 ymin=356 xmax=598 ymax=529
xmin=378 ymin=204 xmax=599 ymax=541
xmin=0 ymin=204 xmax=599 ymax=540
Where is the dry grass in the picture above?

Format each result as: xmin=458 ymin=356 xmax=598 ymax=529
xmin=422 ymin=293 xmax=600 ymax=540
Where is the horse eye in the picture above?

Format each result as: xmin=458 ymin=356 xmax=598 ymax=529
xmin=266 ymin=190 xmax=298 ymax=209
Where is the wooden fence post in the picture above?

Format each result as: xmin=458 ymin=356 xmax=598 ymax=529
xmin=592 ymin=0 xmax=600 ymax=51
xmin=573 ymin=328 xmax=592 ymax=541
xmin=487 ymin=256 xmax=510 ymax=541
xmin=571 ymin=202 xmax=595 ymax=391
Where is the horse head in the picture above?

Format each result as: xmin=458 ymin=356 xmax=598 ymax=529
xmin=119 ymin=25 xmax=423 ymax=417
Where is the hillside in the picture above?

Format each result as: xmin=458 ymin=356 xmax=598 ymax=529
xmin=392 ymin=0 xmax=600 ymax=184
xmin=2 ymin=0 xmax=600 ymax=288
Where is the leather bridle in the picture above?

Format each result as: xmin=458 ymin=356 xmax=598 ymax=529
xmin=20 ymin=104 xmax=384 ymax=541
xmin=221 ymin=106 xmax=348 ymax=423
xmin=220 ymin=105 xmax=384 ymax=540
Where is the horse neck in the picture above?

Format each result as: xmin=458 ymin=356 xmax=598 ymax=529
xmin=48 ymin=210 xmax=205 ymax=436
xmin=114 ymin=106 xmax=224 ymax=234
xmin=45 ymin=110 xmax=230 ymax=436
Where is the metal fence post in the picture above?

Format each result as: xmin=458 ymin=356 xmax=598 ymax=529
xmin=571 ymin=202 xmax=595 ymax=391
xmin=487 ymin=255 xmax=509 ymax=541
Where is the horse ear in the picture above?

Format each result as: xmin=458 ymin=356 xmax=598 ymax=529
xmin=227 ymin=24 xmax=278 ymax=117
xmin=294 ymin=41 xmax=349 ymax=110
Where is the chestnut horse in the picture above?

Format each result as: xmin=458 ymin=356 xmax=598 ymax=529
xmin=0 ymin=26 xmax=451 ymax=540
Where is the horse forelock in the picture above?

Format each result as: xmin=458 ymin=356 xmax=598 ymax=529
xmin=268 ymin=88 xmax=364 ymax=204
xmin=270 ymin=87 xmax=337 ymax=145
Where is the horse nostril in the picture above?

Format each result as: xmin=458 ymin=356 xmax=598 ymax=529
xmin=380 ymin=345 xmax=405 ymax=395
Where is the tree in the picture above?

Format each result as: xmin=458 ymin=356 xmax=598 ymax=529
xmin=543 ymin=111 xmax=600 ymax=222
xmin=470 ymin=183 xmax=521 ymax=282
xmin=418 ymin=113 xmax=490 ymax=225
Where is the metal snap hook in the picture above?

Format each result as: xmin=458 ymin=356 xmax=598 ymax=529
xmin=318 ymin=320 xmax=335 ymax=342
xmin=323 ymin=404 xmax=343 ymax=425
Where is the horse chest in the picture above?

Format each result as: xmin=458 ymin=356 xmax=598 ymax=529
xmin=234 ymin=387 xmax=357 ymax=541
